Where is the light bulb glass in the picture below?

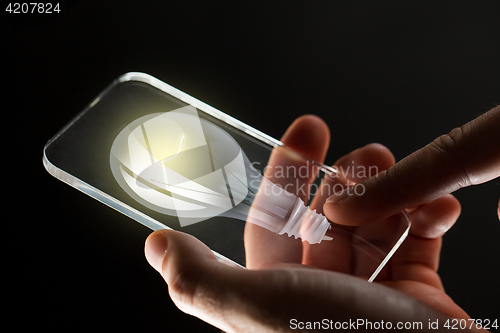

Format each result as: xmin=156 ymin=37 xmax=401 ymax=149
xmin=43 ymin=72 xmax=410 ymax=281
xmin=110 ymin=105 xmax=333 ymax=244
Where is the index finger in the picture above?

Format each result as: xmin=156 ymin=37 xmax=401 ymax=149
xmin=324 ymin=105 xmax=500 ymax=225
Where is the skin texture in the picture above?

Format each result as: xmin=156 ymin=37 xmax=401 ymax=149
xmin=323 ymin=106 xmax=500 ymax=226
xmin=144 ymin=111 xmax=499 ymax=332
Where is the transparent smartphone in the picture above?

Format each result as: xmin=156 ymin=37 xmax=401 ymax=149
xmin=43 ymin=72 xmax=410 ymax=281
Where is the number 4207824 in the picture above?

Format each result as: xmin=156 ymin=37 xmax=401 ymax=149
xmin=6 ymin=3 xmax=61 ymax=14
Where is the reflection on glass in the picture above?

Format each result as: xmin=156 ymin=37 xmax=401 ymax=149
xmin=110 ymin=105 xmax=332 ymax=244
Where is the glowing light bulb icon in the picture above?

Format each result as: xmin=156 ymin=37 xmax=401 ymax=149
xmin=110 ymin=106 xmax=331 ymax=244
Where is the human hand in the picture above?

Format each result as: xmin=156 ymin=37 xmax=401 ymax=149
xmin=323 ymin=105 xmax=500 ymax=225
xmin=145 ymin=115 xmax=481 ymax=332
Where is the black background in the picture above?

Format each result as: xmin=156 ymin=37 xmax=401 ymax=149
xmin=5 ymin=1 xmax=500 ymax=331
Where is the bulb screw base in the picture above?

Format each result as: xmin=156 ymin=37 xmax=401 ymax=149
xmin=278 ymin=197 xmax=331 ymax=244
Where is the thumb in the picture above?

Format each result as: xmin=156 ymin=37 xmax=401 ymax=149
xmin=145 ymin=230 xmax=451 ymax=332
xmin=324 ymin=105 xmax=500 ymax=225
xmin=147 ymin=229 xmax=317 ymax=332
xmin=145 ymin=229 xmax=254 ymax=331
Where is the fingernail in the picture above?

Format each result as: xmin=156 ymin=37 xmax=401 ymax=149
xmin=145 ymin=232 xmax=168 ymax=273
xmin=326 ymin=188 xmax=350 ymax=204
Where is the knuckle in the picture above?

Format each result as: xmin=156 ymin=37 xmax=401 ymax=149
xmin=166 ymin=265 xmax=200 ymax=309
xmin=428 ymin=124 xmax=473 ymax=188
xmin=430 ymin=125 xmax=467 ymax=155
xmin=166 ymin=263 xmax=224 ymax=315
